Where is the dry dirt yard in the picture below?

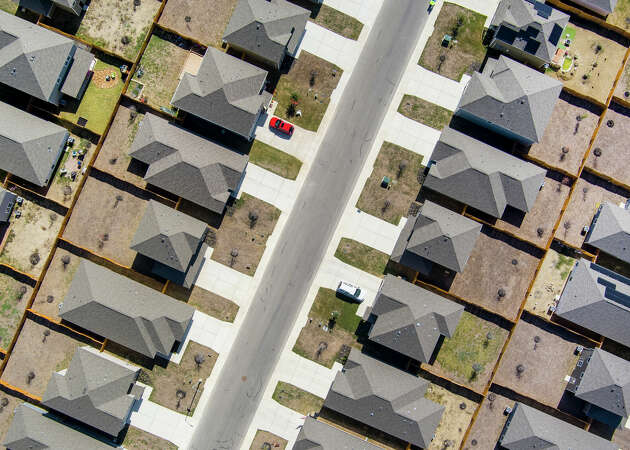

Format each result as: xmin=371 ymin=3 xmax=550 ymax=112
xmin=462 ymin=392 xmax=514 ymax=450
xmin=527 ymin=92 xmax=601 ymax=176
xmin=123 ymin=426 xmax=177 ymax=450
xmin=250 ymin=430 xmax=288 ymax=450
xmin=0 ymin=388 xmax=22 ymax=444
xmin=425 ymin=384 xmax=476 ymax=450
xmin=165 ymin=283 xmax=239 ymax=322
xmin=525 ymin=249 xmax=576 ymax=319
xmin=0 ymin=272 xmax=32 ymax=349
xmin=614 ymin=58 xmax=630 ymax=104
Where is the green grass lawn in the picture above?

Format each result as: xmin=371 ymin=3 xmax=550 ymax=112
xmin=309 ymin=288 xmax=361 ymax=333
xmin=312 ymin=4 xmax=363 ymax=40
xmin=0 ymin=0 xmax=17 ymax=14
xmin=398 ymin=95 xmax=453 ymax=130
xmin=334 ymin=238 xmax=388 ymax=277
xmin=554 ymin=254 xmax=575 ymax=280
xmin=272 ymin=381 xmax=324 ymax=415
xmin=249 ymin=141 xmax=302 ymax=180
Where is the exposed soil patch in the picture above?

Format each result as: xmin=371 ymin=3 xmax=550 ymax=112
xmin=462 ymin=392 xmax=514 ymax=450
xmin=525 ymin=249 xmax=575 ymax=319
xmin=0 ymin=272 xmax=32 ymax=349
xmin=250 ymin=429 xmax=288 ymax=450
xmin=122 ymin=426 xmax=177 ymax=450
xmin=272 ymin=381 xmax=324 ymax=415
xmin=0 ymin=387 xmax=22 ymax=444
xmin=425 ymin=383 xmax=477 ymax=450
xmin=165 ymin=283 xmax=239 ymax=322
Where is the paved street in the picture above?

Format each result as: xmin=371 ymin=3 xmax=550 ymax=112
xmin=188 ymin=2 xmax=429 ymax=449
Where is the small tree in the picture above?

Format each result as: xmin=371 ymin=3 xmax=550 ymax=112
xmin=17 ymin=285 xmax=27 ymax=301
xmin=536 ymin=227 xmax=544 ymax=238
xmin=194 ymin=353 xmax=205 ymax=369
xmin=516 ymin=364 xmax=525 ymax=378
xmin=328 ymin=311 xmax=339 ymax=330
xmin=185 ymin=15 xmax=192 ymax=24
xmin=26 ymin=371 xmax=35 ymax=385
xmin=286 ymin=102 xmax=296 ymax=117
xmin=248 ymin=210 xmax=259 ymax=229
xmin=113 ymin=195 xmax=123 ymax=208
xmin=533 ymin=335 xmax=541 ymax=350
xmin=0 ymin=398 xmax=8 ymax=407
xmin=381 ymin=200 xmax=391 ymax=214
xmin=46 ymin=295 xmax=54 ymax=304
xmin=42 ymin=329 xmax=50 ymax=343
xmin=309 ymin=71 xmax=317 ymax=87
xmin=487 ymin=392 xmax=496 ymax=409
xmin=497 ymin=288 xmax=506 ymax=301
xmin=128 ymin=105 xmax=138 ymax=122
xmin=471 ymin=363 xmax=482 ymax=380
xmin=63 ymin=185 xmax=72 ymax=199
xmin=397 ymin=160 xmax=408 ymax=179
xmin=121 ymin=35 xmax=130 ymax=45
xmin=175 ymin=389 xmax=186 ymax=409
xmin=315 ymin=341 xmax=328 ymax=359
xmin=30 ymin=252 xmax=40 ymax=266
xmin=560 ymin=146 xmax=569 ymax=161
xmin=230 ymin=248 xmax=239 ymax=267
xmin=61 ymin=255 xmax=71 ymax=268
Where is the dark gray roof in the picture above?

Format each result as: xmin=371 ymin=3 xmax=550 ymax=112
xmin=60 ymin=47 xmax=94 ymax=98
xmin=0 ymin=10 xmax=76 ymax=104
xmin=556 ymin=259 xmax=630 ymax=347
xmin=457 ymin=55 xmax=562 ymax=143
xmin=19 ymin=0 xmax=84 ymax=16
xmin=0 ymin=187 xmax=16 ymax=222
xmin=586 ymin=202 xmax=630 ymax=264
xmin=0 ymin=101 xmax=68 ymax=186
xmin=223 ymin=0 xmax=309 ymax=67
xmin=294 ymin=417 xmax=382 ymax=450
xmin=573 ymin=0 xmax=618 ymax=15
xmin=324 ymin=349 xmax=444 ymax=448
xmin=59 ymin=260 xmax=194 ymax=359
xmin=576 ymin=348 xmax=630 ymax=419
xmin=130 ymin=113 xmax=248 ymax=214
xmin=500 ymin=402 xmax=617 ymax=449
xmin=368 ymin=275 xmax=464 ymax=363
xmin=4 ymin=403 xmax=117 ymax=450
xmin=491 ymin=0 xmax=569 ymax=64
xmin=424 ymin=127 xmax=546 ymax=218
xmin=41 ymin=346 xmax=141 ymax=437
xmin=171 ymin=47 xmax=272 ymax=139
xmin=390 ymin=201 xmax=481 ymax=273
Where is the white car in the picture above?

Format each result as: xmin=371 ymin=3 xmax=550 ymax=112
xmin=336 ymin=281 xmax=365 ymax=303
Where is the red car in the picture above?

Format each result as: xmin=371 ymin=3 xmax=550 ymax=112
xmin=269 ymin=117 xmax=294 ymax=136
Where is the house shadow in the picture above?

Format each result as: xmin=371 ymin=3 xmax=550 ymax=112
xmin=40 ymin=7 xmax=85 ymax=36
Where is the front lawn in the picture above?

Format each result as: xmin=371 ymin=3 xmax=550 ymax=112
xmin=165 ymin=283 xmax=239 ymax=323
xmin=272 ymin=381 xmax=324 ymax=415
xmin=0 ymin=272 xmax=31 ymax=349
xmin=249 ymin=141 xmax=302 ymax=180
xmin=334 ymin=238 xmax=388 ymax=277
xmin=123 ymin=427 xmax=177 ymax=450
xmin=311 ymin=4 xmax=363 ymax=40
xmin=398 ymin=95 xmax=453 ymax=130
xmin=308 ymin=288 xmax=361 ymax=333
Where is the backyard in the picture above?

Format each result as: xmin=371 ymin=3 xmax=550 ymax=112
xmin=272 ymin=381 xmax=324 ymax=415
xmin=249 ymin=140 xmax=302 ymax=180
xmin=310 ymin=4 xmax=363 ymax=40
xmin=0 ymin=389 xmax=21 ymax=445
xmin=462 ymin=392 xmax=514 ymax=449
xmin=123 ymin=426 xmax=177 ymax=450
xmin=165 ymin=283 xmax=239 ymax=323
xmin=250 ymin=430 xmax=287 ymax=450
xmin=334 ymin=238 xmax=389 ymax=277
xmin=606 ymin=0 xmax=630 ymax=30
xmin=211 ymin=194 xmax=281 ymax=276
xmin=47 ymin=135 xmax=95 ymax=206
xmin=614 ymin=57 xmax=630 ymax=102
xmin=0 ymin=0 xmax=16 ymax=14
xmin=0 ymin=272 xmax=32 ymax=349
xmin=274 ymin=51 xmax=342 ymax=131
xmin=398 ymin=95 xmax=453 ymax=130
xmin=356 ymin=142 xmax=424 ymax=225
xmin=524 ymin=249 xmax=575 ymax=319
xmin=418 ymin=3 xmax=487 ymax=81
xmin=425 ymin=383 xmax=477 ymax=450
xmin=59 ymin=60 xmax=124 ymax=135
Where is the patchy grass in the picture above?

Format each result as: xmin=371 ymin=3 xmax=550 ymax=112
xmin=607 ymin=0 xmax=630 ymax=30
xmin=334 ymin=238 xmax=388 ymax=277
xmin=165 ymin=283 xmax=239 ymax=322
xmin=250 ymin=430 xmax=287 ymax=450
xmin=398 ymin=95 xmax=453 ymax=130
xmin=0 ymin=388 xmax=21 ymax=445
xmin=249 ymin=141 xmax=302 ymax=180
xmin=356 ymin=142 xmax=423 ymax=225
xmin=425 ymin=384 xmax=476 ymax=450
xmin=123 ymin=426 xmax=177 ymax=450
xmin=48 ymin=135 xmax=95 ymax=206
xmin=312 ymin=4 xmax=363 ymax=40
xmin=525 ymin=250 xmax=576 ymax=319
xmin=463 ymin=392 xmax=514 ymax=449
xmin=0 ymin=273 xmax=31 ymax=349
xmin=0 ymin=0 xmax=17 ymax=14
xmin=31 ymin=249 xmax=81 ymax=322
xmin=272 ymin=381 xmax=324 ymax=415
xmin=309 ymin=288 xmax=360 ymax=333
xmin=419 ymin=3 xmax=487 ymax=81
xmin=274 ymin=51 xmax=342 ymax=131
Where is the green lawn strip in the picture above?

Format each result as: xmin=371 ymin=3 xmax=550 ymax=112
xmin=249 ymin=141 xmax=302 ymax=180
xmin=554 ymin=254 xmax=575 ymax=280
xmin=0 ymin=276 xmax=26 ymax=346
xmin=398 ymin=95 xmax=453 ymax=130
xmin=334 ymin=238 xmax=388 ymax=278
xmin=309 ymin=288 xmax=361 ymax=333
xmin=135 ymin=34 xmax=184 ymax=108
xmin=0 ymin=0 xmax=17 ymax=14
xmin=272 ymin=381 xmax=324 ymax=415
xmin=312 ymin=4 xmax=363 ymax=40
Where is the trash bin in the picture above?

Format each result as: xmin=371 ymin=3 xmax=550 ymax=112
xmin=381 ymin=176 xmax=391 ymax=189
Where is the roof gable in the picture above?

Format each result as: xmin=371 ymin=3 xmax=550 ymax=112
xmin=586 ymin=202 xmax=630 ymax=264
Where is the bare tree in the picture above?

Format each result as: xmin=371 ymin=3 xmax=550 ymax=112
xmin=42 ymin=329 xmax=50 ymax=343
xmin=61 ymin=255 xmax=71 ymax=268
xmin=516 ymin=364 xmax=525 ymax=378
xmin=17 ymin=286 xmax=27 ymax=301
xmin=175 ymin=389 xmax=186 ymax=409
xmin=471 ymin=363 xmax=482 ymax=380
xmin=46 ymin=295 xmax=54 ymax=304
xmin=248 ymin=210 xmax=259 ymax=229
xmin=230 ymin=249 xmax=239 ymax=267
xmin=194 ymin=353 xmax=205 ymax=369
xmin=26 ymin=371 xmax=35 ymax=385
xmin=29 ymin=252 xmax=40 ymax=266
xmin=315 ymin=341 xmax=328 ymax=359
xmin=63 ymin=185 xmax=72 ymax=200
xmin=381 ymin=200 xmax=391 ymax=214
xmin=497 ymin=288 xmax=506 ymax=301
xmin=113 ymin=195 xmax=123 ymax=208
xmin=536 ymin=227 xmax=544 ymax=238
xmin=397 ymin=160 xmax=408 ymax=179
xmin=533 ymin=335 xmax=541 ymax=351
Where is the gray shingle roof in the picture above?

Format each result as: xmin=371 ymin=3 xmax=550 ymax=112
xmin=223 ymin=0 xmax=309 ymax=67
xmin=324 ymin=349 xmax=444 ymax=448
xmin=59 ymin=259 xmax=194 ymax=359
xmin=586 ymin=202 xmax=630 ymax=264
xmin=500 ymin=402 xmax=617 ymax=449
xmin=171 ymin=47 xmax=272 ymax=139
xmin=19 ymin=0 xmax=84 ymax=17
xmin=368 ymin=275 xmax=464 ymax=363
xmin=424 ymin=127 xmax=546 ymax=218
xmin=457 ymin=55 xmax=562 ymax=143
xmin=556 ymin=258 xmax=630 ymax=347
xmin=60 ymin=47 xmax=94 ymax=98
xmin=573 ymin=0 xmax=618 ymax=15
xmin=41 ymin=346 xmax=142 ymax=437
xmin=0 ymin=10 xmax=76 ymax=104
xmin=294 ymin=417 xmax=382 ymax=450
xmin=0 ymin=101 xmax=68 ymax=186
xmin=4 ymin=403 xmax=117 ymax=450
xmin=130 ymin=113 xmax=248 ymax=214
xmin=491 ymin=0 xmax=569 ymax=64
xmin=390 ymin=201 xmax=481 ymax=273
xmin=0 ymin=186 xmax=16 ymax=222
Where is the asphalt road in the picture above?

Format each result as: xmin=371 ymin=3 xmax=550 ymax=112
xmin=189 ymin=3 xmax=429 ymax=449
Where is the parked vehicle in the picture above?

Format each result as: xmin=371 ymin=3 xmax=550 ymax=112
xmin=336 ymin=281 xmax=365 ymax=303
xmin=269 ymin=117 xmax=294 ymax=136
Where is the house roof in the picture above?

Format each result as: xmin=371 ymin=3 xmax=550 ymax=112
xmin=60 ymin=47 xmax=93 ymax=98
xmin=4 ymin=403 xmax=117 ymax=450
xmin=576 ymin=348 xmax=630 ymax=419
xmin=556 ymin=258 xmax=630 ymax=347
xmin=59 ymin=259 xmax=194 ymax=359
xmin=223 ymin=0 xmax=309 ymax=66
xmin=129 ymin=113 xmax=248 ymax=214
xmin=131 ymin=200 xmax=207 ymax=273
xmin=294 ymin=417 xmax=382 ymax=450
xmin=368 ymin=275 xmax=464 ymax=363
xmin=0 ymin=187 xmax=16 ymax=222
xmin=586 ymin=202 xmax=630 ymax=264
xmin=500 ymin=402 xmax=617 ymax=449
xmin=171 ymin=47 xmax=272 ymax=139
xmin=0 ymin=10 xmax=76 ymax=103
xmin=574 ymin=0 xmax=618 ymax=15
xmin=424 ymin=127 xmax=546 ymax=218
xmin=41 ymin=346 xmax=141 ymax=437
xmin=457 ymin=55 xmax=562 ymax=143
xmin=324 ymin=349 xmax=444 ymax=448
xmin=390 ymin=201 xmax=481 ymax=273
xmin=491 ymin=0 xmax=569 ymax=64
xmin=0 ymin=101 xmax=68 ymax=186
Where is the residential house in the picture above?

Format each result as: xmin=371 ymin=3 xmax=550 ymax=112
xmin=130 ymin=113 xmax=248 ymax=214
xmin=585 ymin=202 xmax=630 ymax=264
xmin=294 ymin=417 xmax=382 ymax=450
xmin=572 ymin=0 xmax=618 ymax=16
xmin=19 ymin=0 xmax=87 ymax=19
xmin=500 ymin=402 xmax=618 ymax=449
xmin=0 ymin=102 xmax=69 ymax=187
xmin=223 ymin=0 xmax=309 ymax=69
xmin=0 ymin=11 xmax=94 ymax=105
xmin=424 ymin=127 xmax=546 ymax=218
xmin=323 ymin=349 xmax=444 ymax=448
xmin=59 ymin=259 xmax=194 ymax=359
xmin=556 ymin=258 xmax=630 ymax=347
xmin=390 ymin=200 xmax=481 ymax=275
xmin=364 ymin=274 xmax=464 ymax=363
xmin=489 ymin=0 xmax=569 ymax=69
xmin=41 ymin=347 xmax=144 ymax=437
xmin=171 ymin=47 xmax=272 ymax=140
xmin=567 ymin=348 xmax=630 ymax=428
xmin=131 ymin=200 xmax=208 ymax=288
xmin=4 ymin=403 xmax=118 ymax=450
xmin=0 ymin=187 xmax=16 ymax=222
xmin=456 ymin=55 xmax=562 ymax=144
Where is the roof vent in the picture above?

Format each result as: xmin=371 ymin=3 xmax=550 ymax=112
xmin=9 ymin=68 xmax=15 ymax=75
